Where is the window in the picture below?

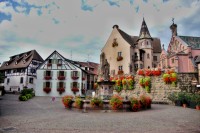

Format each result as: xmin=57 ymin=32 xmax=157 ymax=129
xmin=118 ymin=52 xmax=122 ymax=57
xmin=58 ymin=71 xmax=65 ymax=76
xmin=45 ymin=82 xmax=51 ymax=88
xmin=57 ymin=82 xmax=65 ymax=88
xmin=118 ymin=66 xmax=123 ymax=70
xmin=29 ymin=78 xmax=33 ymax=84
xmin=13 ymin=69 xmax=17 ymax=73
xmin=147 ymin=53 xmax=150 ymax=59
xmin=172 ymin=58 xmax=174 ymax=64
xmin=48 ymin=59 xmax=52 ymax=64
xmin=134 ymin=64 xmax=138 ymax=69
xmin=20 ymin=77 xmax=23 ymax=84
xmin=58 ymin=59 xmax=62 ymax=64
xmin=72 ymin=82 xmax=78 ymax=88
xmin=32 ymin=61 xmax=38 ymax=65
xmin=140 ymin=64 xmax=143 ymax=69
xmin=72 ymin=71 xmax=78 ymax=77
xmin=7 ymin=70 xmax=11 ymax=74
xmin=45 ymin=71 xmax=52 ymax=77
xmin=7 ymin=78 xmax=10 ymax=84
xmin=153 ymin=56 xmax=157 ymax=61
xmin=31 ymin=68 xmax=36 ymax=73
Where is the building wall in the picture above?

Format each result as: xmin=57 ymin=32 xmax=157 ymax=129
xmin=101 ymin=28 xmax=131 ymax=75
xmin=36 ymin=69 xmax=86 ymax=97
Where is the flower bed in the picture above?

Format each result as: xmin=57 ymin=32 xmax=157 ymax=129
xmin=109 ymin=95 xmax=123 ymax=110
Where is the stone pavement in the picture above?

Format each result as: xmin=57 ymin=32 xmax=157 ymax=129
xmin=0 ymin=94 xmax=200 ymax=133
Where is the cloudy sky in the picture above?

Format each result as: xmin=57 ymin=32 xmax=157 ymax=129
xmin=0 ymin=0 xmax=200 ymax=64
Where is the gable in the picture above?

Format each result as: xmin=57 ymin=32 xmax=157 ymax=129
xmin=38 ymin=51 xmax=79 ymax=70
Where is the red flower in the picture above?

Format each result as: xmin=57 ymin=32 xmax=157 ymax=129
xmin=138 ymin=69 xmax=144 ymax=76
xmin=145 ymin=69 xmax=152 ymax=76
xmin=57 ymin=88 xmax=65 ymax=94
xmin=71 ymin=87 xmax=79 ymax=92
xmin=58 ymin=76 xmax=65 ymax=80
xmin=44 ymin=76 xmax=52 ymax=80
xmin=43 ymin=87 xmax=51 ymax=93
xmin=72 ymin=76 xmax=79 ymax=80
xmin=117 ymin=56 xmax=123 ymax=61
xmin=82 ymin=77 xmax=86 ymax=80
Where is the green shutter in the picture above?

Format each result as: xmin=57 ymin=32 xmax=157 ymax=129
xmin=71 ymin=71 xmax=73 ymax=77
xmin=57 ymin=71 xmax=59 ymax=77
xmin=51 ymin=71 xmax=53 ymax=77
xmin=64 ymin=71 xmax=66 ymax=77
xmin=78 ymin=71 xmax=80 ymax=77
xmin=57 ymin=82 xmax=59 ymax=88
xmin=43 ymin=82 xmax=46 ymax=88
xmin=77 ymin=82 xmax=80 ymax=88
xmin=64 ymin=82 xmax=66 ymax=88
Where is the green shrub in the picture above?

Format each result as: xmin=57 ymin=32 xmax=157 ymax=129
xmin=168 ymin=92 xmax=178 ymax=103
xmin=26 ymin=94 xmax=32 ymax=99
xmin=19 ymin=95 xmax=27 ymax=101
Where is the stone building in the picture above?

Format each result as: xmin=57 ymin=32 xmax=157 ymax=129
xmin=159 ymin=21 xmax=200 ymax=72
xmin=100 ymin=18 xmax=161 ymax=76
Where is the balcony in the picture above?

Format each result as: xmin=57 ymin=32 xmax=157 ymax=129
xmin=43 ymin=87 xmax=51 ymax=93
xmin=58 ymin=76 xmax=65 ymax=80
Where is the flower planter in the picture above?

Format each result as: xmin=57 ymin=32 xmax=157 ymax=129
xmin=82 ymin=77 xmax=86 ymax=80
xmin=58 ymin=76 xmax=65 ymax=80
xmin=72 ymin=76 xmax=79 ymax=80
xmin=118 ymin=70 xmax=124 ymax=75
xmin=71 ymin=88 xmax=79 ymax=94
xmin=196 ymin=105 xmax=200 ymax=110
xmin=57 ymin=64 xmax=62 ymax=66
xmin=44 ymin=76 xmax=52 ymax=80
xmin=57 ymin=88 xmax=65 ymax=94
xmin=117 ymin=56 xmax=123 ymax=61
xmin=183 ymin=104 xmax=187 ymax=108
xmin=43 ymin=87 xmax=51 ymax=93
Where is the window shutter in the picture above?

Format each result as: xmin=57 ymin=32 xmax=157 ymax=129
xmin=77 ymin=82 xmax=80 ymax=88
xmin=78 ymin=71 xmax=80 ymax=77
xmin=57 ymin=71 xmax=59 ymax=77
xmin=51 ymin=71 xmax=53 ymax=77
xmin=71 ymin=71 xmax=73 ymax=77
xmin=64 ymin=82 xmax=66 ymax=88
xmin=64 ymin=71 xmax=66 ymax=77
xmin=50 ymin=82 xmax=52 ymax=88
xmin=43 ymin=82 xmax=46 ymax=88
xmin=57 ymin=82 xmax=59 ymax=88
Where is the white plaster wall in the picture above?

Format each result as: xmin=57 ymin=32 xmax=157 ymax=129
xmin=35 ymin=69 xmax=83 ymax=97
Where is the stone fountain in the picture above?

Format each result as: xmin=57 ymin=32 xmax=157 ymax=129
xmin=97 ymin=59 xmax=115 ymax=100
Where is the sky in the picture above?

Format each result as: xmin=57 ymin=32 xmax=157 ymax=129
xmin=0 ymin=0 xmax=200 ymax=64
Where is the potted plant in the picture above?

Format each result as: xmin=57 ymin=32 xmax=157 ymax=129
xmin=189 ymin=94 xmax=197 ymax=109
xmin=194 ymin=94 xmax=200 ymax=110
xmin=130 ymin=97 xmax=140 ymax=112
xmin=62 ymin=95 xmax=74 ymax=108
xmin=109 ymin=95 xmax=123 ymax=110
xmin=90 ymin=97 xmax=103 ymax=108
xmin=177 ymin=92 xmax=187 ymax=107
xmin=167 ymin=92 xmax=178 ymax=105
xmin=74 ymin=97 xmax=83 ymax=109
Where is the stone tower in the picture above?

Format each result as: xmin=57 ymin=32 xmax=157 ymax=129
xmin=137 ymin=18 xmax=153 ymax=68
xmin=170 ymin=19 xmax=177 ymax=36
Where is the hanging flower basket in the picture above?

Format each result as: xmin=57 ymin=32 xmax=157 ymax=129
xmin=44 ymin=76 xmax=52 ymax=80
xmin=72 ymin=76 xmax=79 ymax=80
xmin=58 ymin=76 xmax=65 ymax=80
xmin=43 ymin=87 xmax=51 ymax=93
xmin=117 ymin=56 xmax=123 ymax=61
xmin=57 ymin=88 xmax=65 ymax=94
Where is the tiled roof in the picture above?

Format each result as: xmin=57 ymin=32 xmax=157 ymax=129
xmin=117 ymin=29 xmax=161 ymax=53
xmin=195 ymin=55 xmax=200 ymax=63
xmin=179 ymin=36 xmax=200 ymax=48
xmin=0 ymin=50 xmax=44 ymax=70
xmin=138 ymin=18 xmax=152 ymax=40
xmin=75 ymin=61 xmax=100 ymax=75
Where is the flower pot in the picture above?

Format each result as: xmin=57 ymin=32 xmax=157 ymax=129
xmin=189 ymin=101 xmax=197 ymax=109
xmin=196 ymin=105 xmax=200 ymax=110
xmin=183 ymin=104 xmax=187 ymax=108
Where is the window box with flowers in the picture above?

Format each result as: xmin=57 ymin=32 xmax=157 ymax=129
xmin=57 ymin=71 xmax=66 ymax=80
xmin=44 ymin=71 xmax=52 ymax=80
xmin=71 ymin=87 xmax=79 ymax=94
xmin=57 ymin=87 xmax=65 ymax=94
xmin=82 ymin=77 xmax=86 ymax=80
xmin=47 ymin=63 xmax=52 ymax=67
xmin=137 ymin=69 xmax=145 ymax=76
xmin=58 ymin=76 xmax=65 ymax=80
xmin=44 ymin=76 xmax=52 ymax=80
xmin=43 ymin=87 xmax=51 ymax=93
xmin=71 ymin=71 xmax=80 ymax=80
xmin=57 ymin=63 xmax=62 ymax=67
xmin=118 ymin=70 xmax=124 ymax=75
xmin=117 ymin=56 xmax=123 ymax=61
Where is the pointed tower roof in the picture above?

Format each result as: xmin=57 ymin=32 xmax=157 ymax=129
xmin=138 ymin=18 xmax=153 ymax=41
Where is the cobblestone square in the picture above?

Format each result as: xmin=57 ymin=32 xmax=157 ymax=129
xmin=0 ymin=94 xmax=200 ymax=133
